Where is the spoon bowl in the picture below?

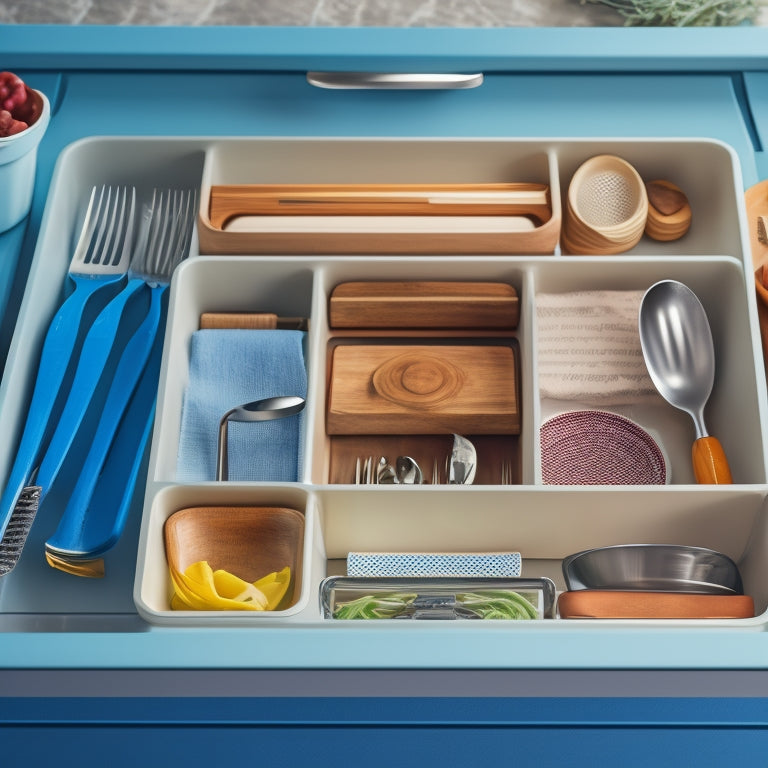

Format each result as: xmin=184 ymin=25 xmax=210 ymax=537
xmin=395 ymin=456 xmax=423 ymax=484
xmin=449 ymin=434 xmax=477 ymax=484
xmin=638 ymin=280 xmax=731 ymax=483
xmin=216 ymin=396 xmax=306 ymax=481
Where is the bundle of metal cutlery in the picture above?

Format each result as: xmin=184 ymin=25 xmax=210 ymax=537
xmin=0 ymin=185 xmax=197 ymax=577
xmin=354 ymin=434 xmax=477 ymax=485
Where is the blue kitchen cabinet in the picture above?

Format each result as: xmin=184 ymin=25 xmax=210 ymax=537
xmin=1 ymin=25 xmax=768 ymax=758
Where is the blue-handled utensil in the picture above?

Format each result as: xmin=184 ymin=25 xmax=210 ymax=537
xmin=44 ymin=189 xmax=197 ymax=575
xmin=0 ymin=185 xmax=135 ymax=576
xmin=29 ymin=190 xmax=196 ymax=509
xmin=44 ymin=307 xmax=166 ymax=576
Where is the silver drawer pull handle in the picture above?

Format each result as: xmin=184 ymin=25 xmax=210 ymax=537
xmin=306 ymin=72 xmax=484 ymax=90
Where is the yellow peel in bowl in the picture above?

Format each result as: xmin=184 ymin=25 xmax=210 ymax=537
xmin=212 ymin=568 xmax=268 ymax=608
xmin=183 ymin=562 xmax=265 ymax=611
xmin=169 ymin=561 xmax=292 ymax=611
xmin=253 ymin=566 xmax=292 ymax=610
xmin=169 ymin=567 xmax=217 ymax=610
xmin=170 ymin=592 xmax=192 ymax=611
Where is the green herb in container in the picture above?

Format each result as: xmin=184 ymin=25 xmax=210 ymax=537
xmin=332 ymin=590 xmax=538 ymax=620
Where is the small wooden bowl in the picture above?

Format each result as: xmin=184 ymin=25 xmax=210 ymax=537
xmin=164 ymin=506 xmax=305 ymax=609
xmin=644 ymin=180 xmax=692 ymax=242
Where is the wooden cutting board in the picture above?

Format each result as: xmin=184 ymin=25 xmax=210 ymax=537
xmin=327 ymin=344 xmax=519 ymax=435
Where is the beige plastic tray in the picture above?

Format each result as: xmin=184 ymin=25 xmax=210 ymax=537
xmin=134 ymin=136 xmax=768 ymax=627
xmin=0 ymin=135 xmax=766 ymax=634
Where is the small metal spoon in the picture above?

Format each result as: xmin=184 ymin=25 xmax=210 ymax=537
xmin=216 ymin=395 xmax=306 ymax=481
xmin=395 ymin=456 xmax=423 ymax=484
xmin=638 ymin=280 xmax=732 ymax=484
xmin=377 ymin=457 xmax=397 ymax=484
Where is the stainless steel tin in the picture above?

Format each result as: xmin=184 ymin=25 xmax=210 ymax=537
xmin=562 ymin=544 xmax=743 ymax=595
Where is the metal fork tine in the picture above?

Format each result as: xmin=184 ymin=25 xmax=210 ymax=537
xmin=145 ymin=189 xmax=169 ymax=278
xmin=177 ymin=189 xmax=196 ymax=264
xmin=149 ymin=188 xmax=165 ymax=275
xmin=94 ymin=186 xmax=122 ymax=266
xmin=75 ymin=186 xmax=101 ymax=263
xmin=100 ymin=186 xmax=123 ymax=266
xmin=139 ymin=189 xmax=159 ymax=276
xmin=106 ymin=186 xmax=135 ymax=268
xmin=168 ymin=189 xmax=193 ymax=272
xmin=144 ymin=188 xmax=197 ymax=282
xmin=166 ymin=189 xmax=185 ymax=272
xmin=81 ymin=185 xmax=111 ymax=265
xmin=79 ymin=185 xmax=134 ymax=269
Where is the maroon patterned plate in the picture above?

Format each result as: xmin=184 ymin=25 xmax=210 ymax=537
xmin=540 ymin=410 xmax=667 ymax=485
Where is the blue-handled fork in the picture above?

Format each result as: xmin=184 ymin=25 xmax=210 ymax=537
xmin=0 ymin=185 xmax=135 ymax=576
xmin=44 ymin=189 xmax=197 ymax=575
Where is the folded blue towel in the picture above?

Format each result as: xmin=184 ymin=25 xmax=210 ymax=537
xmin=176 ymin=329 xmax=307 ymax=482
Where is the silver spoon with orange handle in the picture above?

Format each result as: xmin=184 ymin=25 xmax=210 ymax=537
xmin=639 ymin=280 xmax=732 ymax=484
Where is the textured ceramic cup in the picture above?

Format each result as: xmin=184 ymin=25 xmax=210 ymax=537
xmin=562 ymin=154 xmax=648 ymax=255
xmin=0 ymin=88 xmax=50 ymax=233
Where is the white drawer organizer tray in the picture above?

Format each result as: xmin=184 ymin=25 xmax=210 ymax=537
xmin=2 ymin=136 xmax=768 ymax=633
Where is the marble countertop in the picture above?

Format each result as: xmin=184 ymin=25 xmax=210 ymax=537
xmin=3 ymin=0 xmax=759 ymax=27
xmin=3 ymin=0 xmax=767 ymax=27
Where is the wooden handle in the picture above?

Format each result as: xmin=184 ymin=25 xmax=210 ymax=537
xmin=209 ymin=183 xmax=551 ymax=228
xmin=692 ymin=436 xmax=733 ymax=484
xmin=199 ymin=313 xmax=309 ymax=331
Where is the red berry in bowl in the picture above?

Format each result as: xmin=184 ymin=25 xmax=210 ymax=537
xmin=0 ymin=109 xmax=28 ymax=137
xmin=0 ymin=71 xmax=27 ymax=113
xmin=12 ymin=86 xmax=40 ymax=125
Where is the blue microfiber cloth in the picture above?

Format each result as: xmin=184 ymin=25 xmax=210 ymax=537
xmin=176 ymin=329 xmax=307 ymax=482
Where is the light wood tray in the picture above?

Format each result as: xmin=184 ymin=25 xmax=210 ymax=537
xmin=199 ymin=184 xmax=559 ymax=255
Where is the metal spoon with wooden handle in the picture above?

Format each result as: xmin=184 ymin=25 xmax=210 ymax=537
xmin=639 ymin=280 xmax=732 ymax=484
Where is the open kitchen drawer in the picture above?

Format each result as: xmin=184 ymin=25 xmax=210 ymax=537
xmin=3 ymin=25 xmax=768 ymax=757
xmin=0 ymin=131 xmax=766 ymax=647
